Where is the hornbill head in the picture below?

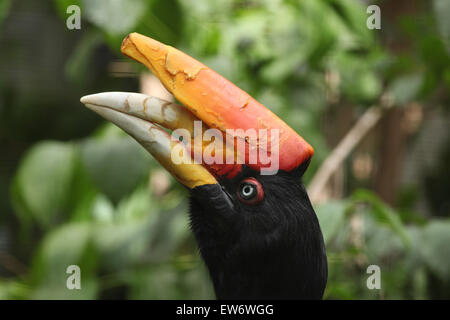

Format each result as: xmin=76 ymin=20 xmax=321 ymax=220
xmin=81 ymin=33 xmax=327 ymax=299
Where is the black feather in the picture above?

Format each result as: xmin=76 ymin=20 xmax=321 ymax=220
xmin=189 ymin=166 xmax=328 ymax=299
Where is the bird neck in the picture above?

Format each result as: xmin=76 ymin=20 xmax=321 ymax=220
xmin=191 ymin=210 xmax=327 ymax=299
xmin=204 ymin=230 xmax=327 ymax=299
xmin=189 ymin=178 xmax=328 ymax=299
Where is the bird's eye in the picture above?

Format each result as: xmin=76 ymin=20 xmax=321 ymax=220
xmin=237 ymin=178 xmax=264 ymax=205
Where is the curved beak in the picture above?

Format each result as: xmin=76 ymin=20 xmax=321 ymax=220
xmin=80 ymin=92 xmax=217 ymax=189
xmin=81 ymin=33 xmax=314 ymax=189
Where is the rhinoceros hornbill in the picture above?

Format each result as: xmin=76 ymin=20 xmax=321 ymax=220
xmin=81 ymin=33 xmax=327 ymax=299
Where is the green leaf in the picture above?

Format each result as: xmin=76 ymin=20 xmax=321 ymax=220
xmin=92 ymin=220 xmax=150 ymax=271
xmin=68 ymin=155 xmax=99 ymax=222
xmin=433 ymin=0 xmax=450 ymax=53
xmin=335 ymin=54 xmax=382 ymax=103
xmin=32 ymin=223 xmax=91 ymax=280
xmin=0 ymin=0 xmax=11 ymax=27
xmin=137 ymin=0 xmax=184 ymax=46
xmin=116 ymin=186 xmax=153 ymax=221
xmin=0 ymin=280 xmax=29 ymax=300
xmin=12 ymin=141 xmax=77 ymax=229
xmin=352 ymin=189 xmax=411 ymax=247
xmin=65 ymin=30 xmax=103 ymax=84
xmin=315 ymin=200 xmax=348 ymax=244
xmin=82 ymin=0 xmax=148 ymax=36
xmin=30 ymin=223 xmax=98 ymax=299
xmin=91 ymin=194 xmax=115 ymax=222
xmin=389 ymin=73 xmax=423 ymax=105
xmin=328 ymin=0 xmax=373 ymax=48
xmin=80 ymin=137 xmax=150 ymax=203
xmin=147 ymin=203 xmax=190 ymax=261
xmin=261 ymin=52 xmax=304 ymax=83
xmin=128 ymin=265 xmax=179 ymax=299
xmin=364 ymin=221 xmax=405 ymax=262
xmin=419 ymin=220 xmax=450 ymax=280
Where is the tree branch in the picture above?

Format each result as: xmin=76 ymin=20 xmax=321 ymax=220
xmin=308 ymin=99 xmax=392 ymax=205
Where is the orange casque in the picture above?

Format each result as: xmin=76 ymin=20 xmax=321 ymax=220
xmin=121 ymin=33 xmax=313 ymax=178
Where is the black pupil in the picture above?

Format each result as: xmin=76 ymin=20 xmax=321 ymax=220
xmin=240 ymin=183 xmax=256 ymax=200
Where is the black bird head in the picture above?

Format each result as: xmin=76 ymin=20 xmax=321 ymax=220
xmin=81 ymin=33 xmax=327 ymax=299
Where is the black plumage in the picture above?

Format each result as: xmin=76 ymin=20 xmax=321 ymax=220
xmin=189 ymin=165 xmax=328 ymax=299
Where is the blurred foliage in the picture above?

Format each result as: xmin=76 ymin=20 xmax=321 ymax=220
xmin=0 ymin=0 xmax=449 ymax=299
